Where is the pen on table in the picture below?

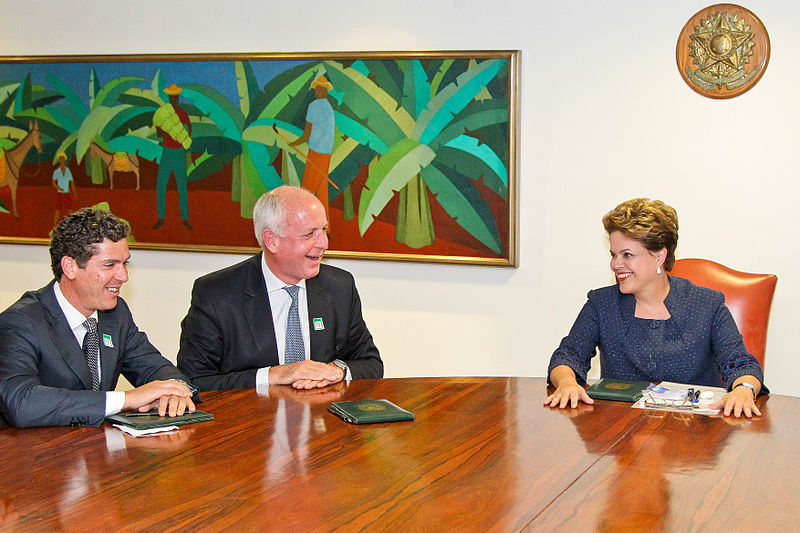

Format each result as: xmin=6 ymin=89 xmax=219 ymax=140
xmin=123 ymin=411 xmax=162 ymax=417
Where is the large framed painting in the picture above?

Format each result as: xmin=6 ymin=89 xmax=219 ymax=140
xmin=0 ymin=50 xmax=519 ymax=266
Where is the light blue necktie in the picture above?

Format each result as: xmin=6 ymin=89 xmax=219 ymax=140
xmin=283 ymin=286 xmax=304 ymax=364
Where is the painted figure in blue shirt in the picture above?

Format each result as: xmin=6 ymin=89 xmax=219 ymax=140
xmin=291 ymin=75 xmax=336 ymax=221
xmin=544 ymin=198 xmax=766 ymax=418
xmin=52 ymin=151 xmax=76 ymax=226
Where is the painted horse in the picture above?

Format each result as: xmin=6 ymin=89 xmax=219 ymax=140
xmin=0 ymin=121 xmax=43 ymax=218
xmin=89 ymin=141 xmax=141 ymax=191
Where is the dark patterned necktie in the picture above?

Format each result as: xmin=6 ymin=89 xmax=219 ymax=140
xmin=283 ymin=286 xmax=304 ymax=364
xmin=82 ymin=318 xmax=101 ymax=391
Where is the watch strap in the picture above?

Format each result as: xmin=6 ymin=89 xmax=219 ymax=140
xmin=733 ymin=382 xmax=757 ymax=400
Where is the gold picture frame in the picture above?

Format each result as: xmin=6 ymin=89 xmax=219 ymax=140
xmin=0 ymin=50 xmax=519 ymax=267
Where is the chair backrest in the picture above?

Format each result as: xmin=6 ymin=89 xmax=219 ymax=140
xmin=668 ymin=258 xmax=777 ymax=368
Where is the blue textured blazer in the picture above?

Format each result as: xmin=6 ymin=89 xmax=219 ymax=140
xmin=548 ymin=276 xmax=767 ymax=390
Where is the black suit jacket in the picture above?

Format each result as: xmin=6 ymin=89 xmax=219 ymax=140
xmin=0 ymin=281 xmax=192 ymax=427
xmin=177 ymin=254 xmax=382 ymax=391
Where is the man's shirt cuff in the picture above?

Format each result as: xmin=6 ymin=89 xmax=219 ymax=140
xmin=105 ymin=391 xmax=126 ymax=416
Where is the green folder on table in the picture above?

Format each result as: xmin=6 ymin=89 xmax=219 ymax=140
xmin=329 ymin=399 xmax=415 ymax=424
xmin=106 ymin=410 xmax=214 ymax=430
xmin=585 ymin=378 xmax=651 ymax=402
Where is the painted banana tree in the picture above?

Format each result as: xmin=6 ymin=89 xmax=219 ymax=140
xmin=323 ymin=58 xmax=509 ymax=253
xmin=47 ymin=68 xmax=157 ymax=185
xmin=0 ymin=75 xmax=66 ymax=213
xmin=1 ymin=74 xmax=67 ymax=159
xmin=113 ymin=60 xmax=338 ymax=218
xmin=49 ymin=67 xmax=242 ymax=194
xmin=242 ymin=62 xmax=372 ymax=219
xmin=167 ymin=60 xmax=361 ymax=218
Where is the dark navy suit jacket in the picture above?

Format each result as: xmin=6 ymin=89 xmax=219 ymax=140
xmin=177 ymin=254 xmax=383 ymax=391
xmin=0 ymin=281 xmax=191 ymax=427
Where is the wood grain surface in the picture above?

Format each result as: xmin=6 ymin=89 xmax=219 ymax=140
xmin=0 ymin=378 xmax=790 ymax=532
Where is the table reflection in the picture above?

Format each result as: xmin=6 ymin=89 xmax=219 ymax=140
xmin=546 ymin=396 xmax=772 ymax=532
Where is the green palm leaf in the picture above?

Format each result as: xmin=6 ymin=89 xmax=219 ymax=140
xmin=435 ymin=145 xmax=507 ymax=199
xmin=430 ymin=59 xmax=455 ymax=96
xmin=0 ymin=82 xmax=20 ymax=106
xmin=107 ymin=135 xmax=161 ymax=162
xmin=358 ymin=138 xmax=435 ymax=235
xmin=402 ymin=60 xmax=431 ymax=119
xmin=280 ymin=149 xmax=302 ymax=187
xmin=0 ymin=82 xmax=21 ymax=118
xmin=53 ymin=131 xmax=78 ymax=162
xmin=235 ymin=61 xmax=258 ymax=118
xmin=330 ymin=136 xmax=360 ymax=173
xmin=257 ymin=68 xmax=316 ymax=121
xmin=30 ymin=88 xmax=63 ymax=108
xmin=333 ymin=112 xmax=389 ymax=154
xmin=420 ymin=163 xmax=501 ymax=254
xmin=14 ymin=107 xmax=58 ymax=127
xmin=444 ymin=135 xmax=507 ymax=187
xmin=429 ymin=100 xmax=508 ymax=149
xmin=244 ymin=118 xmax=302 ymax=148
xmin=45 ymin=106 xmax=80 ymax=133
xmin=92 ymin=77 xmax=146 ymax=110
xmin=103 ymin=106 xmax=154 ymax=139
xmin=45 ymin=75 xmax=82 ymax=118
xmin=119 ymin=88 xmax=163 ymax=108
xmin=0 ymin=125 xmax=27 ymax=139
xmin=151 ymin=69 xmax=166 ymax=103
xmin=13 ymin=75 xmax=32 ymax=113
xmin=76 ymin=105 xmax=134 ymax=161
xmin=323 ymin=60 xmax=414 ymax=145
xmin=188 ymin=151 xmax=236 ymax=183
xmin=360 ymin=60 xmax=403 ymax=102
xmin=413 ymin=59 xmax=505 ymax=144
xmin=181 ymin=84 xmax=244 ymax=141
xmin=244 ymin=140 xmax=283 ymax=190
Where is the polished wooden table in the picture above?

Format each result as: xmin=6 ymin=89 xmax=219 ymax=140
xmin=0 ymin=377 xmax=794 ymax=531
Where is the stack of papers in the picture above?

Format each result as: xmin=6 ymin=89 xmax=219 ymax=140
xmin=112 ymin=424 xmax=179 ymax=437
xmin=632 ymin=381 xmax=727 ymax=416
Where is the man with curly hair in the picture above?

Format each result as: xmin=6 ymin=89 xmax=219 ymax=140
xmin=0 ymin=208 xmax=197 ymax=427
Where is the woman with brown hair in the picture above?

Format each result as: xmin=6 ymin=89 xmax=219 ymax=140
xmin=544 ymin=198 xmax=766 ymax=417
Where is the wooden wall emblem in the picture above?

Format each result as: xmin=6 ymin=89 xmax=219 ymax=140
xmin=677 ymin=4 xmax=770 ymax=99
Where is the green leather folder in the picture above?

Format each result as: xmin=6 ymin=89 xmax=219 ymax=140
xmin=328 ymin=399 xmax=415 ymax=424
xmin=106 ymin=410 xmax=214 ymax=429
xmin=585 ymin=379 xmax=650 ymax=402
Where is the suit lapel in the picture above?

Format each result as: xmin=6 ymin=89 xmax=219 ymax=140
xmin=243 ymin=254 xmax=279 ymax=365
xmin=40 ymin=283 xmax=94 ymax=391
xmin=97 ymin=314 xmax=120 ymax=391
xmin=306 ymin=276 xmax=333 ymax=361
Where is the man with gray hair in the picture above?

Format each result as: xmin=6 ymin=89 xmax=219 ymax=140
xmin=177 ymin=186 xmax=382 ymax=391
xmin=0 ymin=208 xmax=196 ymax=427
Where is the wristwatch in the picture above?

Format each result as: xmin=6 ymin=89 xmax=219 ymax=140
xmin=332 ymin=359 xmax=348 ymax=379
xmin=733 ymin=382 xmax=757 ymax=400
xmin=174 ymin=379 xmax=198 ymax=396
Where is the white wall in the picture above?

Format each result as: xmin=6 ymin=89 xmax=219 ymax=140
xmin=1 ymin=0 xmax=797 ymax=395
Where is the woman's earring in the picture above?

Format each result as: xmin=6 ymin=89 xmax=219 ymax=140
xmin=657 ymin=266 xmax=662 ymax=274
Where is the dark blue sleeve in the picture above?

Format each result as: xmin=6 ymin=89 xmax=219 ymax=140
xmin=547 ymin=299 xmax=600 ymax=386
xmin=710 ymin=301 xmax=768 ymax=393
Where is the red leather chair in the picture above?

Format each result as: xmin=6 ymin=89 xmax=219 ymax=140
xmin=669 ymin=258 xmax=777 ymax=368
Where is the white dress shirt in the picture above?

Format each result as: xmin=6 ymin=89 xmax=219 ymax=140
xmin=255 ymin=257 xmax=311 ymax=387
xmin=53 ymin=282 xmax=125 ymax=415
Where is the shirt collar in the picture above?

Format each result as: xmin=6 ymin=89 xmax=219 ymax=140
xmin=53 ymin=280 xmax=98 ymax=330
xmin=260 ymin=255 xmax=306 ymax=293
